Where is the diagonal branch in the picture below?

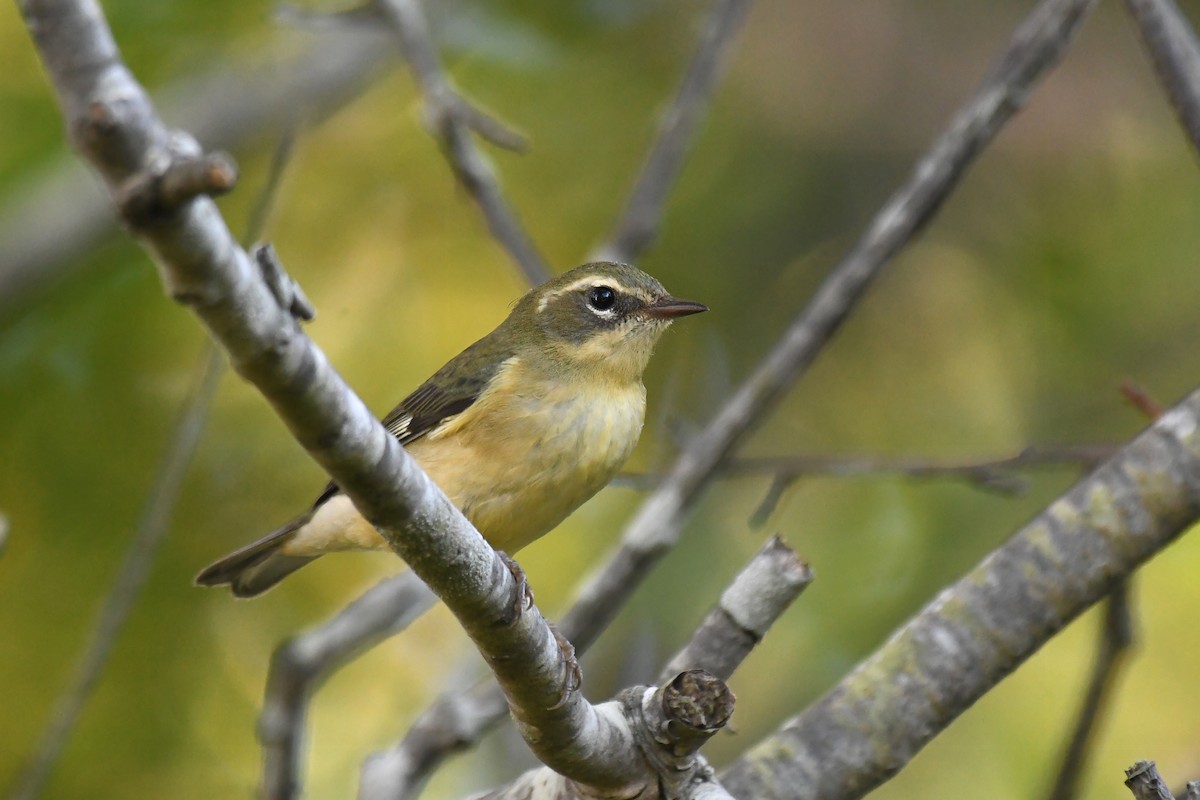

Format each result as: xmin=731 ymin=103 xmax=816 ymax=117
xmin=7 ymin=344 xmax=224 ymax=800
xmin=474 ymin=535 xmax=806 ymax=800
xmin=1123 ymin=0 xmax=1200 ymax=155
xmin=16 ymin=0 xmax=645 ymax=790
xmin=370 ymin=0 xmax=552 ymax=285
xmin=260 ymin=572 xmax=436 ymax=800
xmin=591 ymin=0 xmax=753 ymax=264
xmin=1046 ymin=581 xmax=1136 ymax=800
xmin=721 ymin=392 xmax=1200 ymax=799
xmin=359 ymin=0 xmax=1099 ymax=788
xmin=555 ymin=0 xmax=1100 ymax=691
xmin=360 ymin=535 xmax=809 ymax=799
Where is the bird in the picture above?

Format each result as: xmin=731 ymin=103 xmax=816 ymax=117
xmin=196 ymin=262 xmax=707 ymax=597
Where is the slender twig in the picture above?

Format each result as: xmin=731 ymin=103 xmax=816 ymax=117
xmin=1047 ymin=582 xmax=1135 ymax=800
xmin=591 ymin=0 xmax=753 ymax=264
xmin=370 ymin=0 xmax=551 ymax=285
xmin=1123 ymin=0 xmax=1200 ymax=155
xmin=260 ymin=572 xmax=436 ymax=800
xmin=614 ymin=444 xmax=1119 ymax=491
xmin=360 ymin=0 xmax=1098 ymax=787
xmin=7 ymin=345 xmax=224 ymax=800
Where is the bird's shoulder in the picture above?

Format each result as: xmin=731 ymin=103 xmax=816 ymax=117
xmin=311 ymin=329 xmax=517 ymax=509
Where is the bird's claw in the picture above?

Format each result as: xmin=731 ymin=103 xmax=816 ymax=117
xmin=547 ymin=624 xmax=582 ymax=710
xmin=497 ymin=550 xmax=534 ymax=625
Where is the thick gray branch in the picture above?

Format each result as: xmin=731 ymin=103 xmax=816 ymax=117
xmin=721 ymin=392 xmax=1200 ymax=799
xmin=478 ymin=672 xmax=737 ymax=800
xmin=1126 ymin=762 xmax=1176 ymax=800
xmin=18 ymin=0 xmax=644 ymax=789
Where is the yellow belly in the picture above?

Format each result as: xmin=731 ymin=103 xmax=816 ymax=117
xmin=411 ymin=375 xmax=647 ymax=552
xmin=287 ymin=367 xmax=647 ymax=557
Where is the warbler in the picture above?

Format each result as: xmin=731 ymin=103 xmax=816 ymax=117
xmin=197 ymin=262 xmax=706 ymax=597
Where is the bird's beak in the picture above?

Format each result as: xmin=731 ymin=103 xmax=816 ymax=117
xmin=642 ymin=296 xmax=708 ymax=320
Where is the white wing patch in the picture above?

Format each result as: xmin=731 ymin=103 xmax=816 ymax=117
xmin=387 ymin=413 xmax=413 ymax=440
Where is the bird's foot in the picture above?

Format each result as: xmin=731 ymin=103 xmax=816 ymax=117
xmin=547 ymin=624 xmax=582 ymax=710
xmin=496 ymin=550 xmax=534 ymax=625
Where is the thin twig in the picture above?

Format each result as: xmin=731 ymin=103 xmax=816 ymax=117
xmin=591 ymin=0 xmax=753 ymax=264
xmin=1047 ymin=582 xmax=1136 ymax=800
xmin=360 ymin=0 xmax=1098 ymax=788
xmin=7 ymin=345 xmax=225 ymax=800
xmin=615 ymin=444 xmax=1119 ymax=491
xmin=370 ymin=0 xmax=551 ymax=285
xmin=1123 ymin=0 xmax=1200 ymax=155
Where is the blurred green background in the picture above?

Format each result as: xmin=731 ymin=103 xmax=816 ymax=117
xmin=4 ymin=0 xmax=1200 ymax=798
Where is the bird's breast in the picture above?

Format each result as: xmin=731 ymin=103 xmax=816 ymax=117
xmin=405 ymin=366 xmax=647 ymax=552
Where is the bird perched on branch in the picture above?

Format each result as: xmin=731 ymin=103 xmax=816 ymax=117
xmin=197 ymin=262 xmax=707 ymax=597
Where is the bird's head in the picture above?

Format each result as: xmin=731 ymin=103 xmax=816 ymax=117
xmin=509 ymin=262 xmax=707 ymax=383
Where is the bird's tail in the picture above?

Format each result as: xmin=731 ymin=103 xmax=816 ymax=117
xmin=195 ymin=513 xmax=318 ymax=598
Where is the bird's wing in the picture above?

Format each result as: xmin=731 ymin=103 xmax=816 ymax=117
xmin=311 ymin=334 xmax=514 ymax=510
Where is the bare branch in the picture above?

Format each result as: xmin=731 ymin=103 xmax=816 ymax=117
xmin=261 ymin=572 xmax=436 ymax=800
xmin=658 ymin=535 xmax=812 ymax=685
xmin=370 ymin=0 xmax=552 ymax=285
xmin=592 ymin=0 xmax=753 ymax=264
xmin=558 ymin=0 xmax=1099 ymax=686
xmin=478 ymin=671 xmax=737 ymax=800
xmin=1126 ymin=761 xmax=1181 ymax=800
xmin=1047 ymin=582 xmax=1135 ymax=800
xmin=18 ymin=0 xmax=650 ymax=790
xmin=7 ymin=345 xmax=224 ymax=800
xmin=360 ymin=0 xmax=1098 ymax=788
xmin=614 ymin=443 xmax=1118 ymax=494
xmin=1123 ymin=0 xmax=1200 ymax=155
xmin=722 ymin=389 xmax=1200 ymax=799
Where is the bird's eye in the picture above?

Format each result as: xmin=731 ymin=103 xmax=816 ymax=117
xmin=587 ymin=285 xmax=617 ymax=312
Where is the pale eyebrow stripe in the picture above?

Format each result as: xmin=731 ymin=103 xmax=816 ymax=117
xmin=536 ymin=277 xmax=652 ymax=313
